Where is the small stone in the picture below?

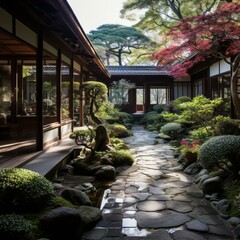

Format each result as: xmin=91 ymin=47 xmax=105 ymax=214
xmin=184 ymin=162 xmax=202 ymax=175
xmin=95 ymin=165 xmax=116 ymax=180
xmin=228 ymin=217 xmax=240 ymax=227
xmin=211 ymin=199 xmax=231 ymax=214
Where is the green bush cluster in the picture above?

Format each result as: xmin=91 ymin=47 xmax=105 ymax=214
xmin=108 ymin=123 xmax=132 ymax=138
xmin=160 ymin=122 xmax=182 ymax=139
xmin=0 ymin=168 xmax=54 ymax=212
xmin=0 ymin=214 xmax=34 ymax=240
xmin=110 ymin=137 xmax=129 ymax=150
xmin=110 ymin=111 xmax=133 ymax=124
xmin=172 ymin=96 xmax=191 ymax=110
xmin=198 ymin=135 xmax=240 ymax=177
xmin=109 ymin=150 xmax=134 ymax=167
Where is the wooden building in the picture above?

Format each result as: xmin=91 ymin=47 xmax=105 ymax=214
xmin=0 ymin=0 xmax=110 ymax=158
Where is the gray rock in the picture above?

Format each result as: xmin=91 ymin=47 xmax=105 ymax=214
xmin=60 ymin=164 xmax=74 ymax=175
xmin=61 ymin=188 xmax=92 ymax=206
xmin=234 ymin=224 xmax=240 ymax=239
xmin=194 ymin=214 xmax=223 ymax=225
xmin=185 ymin=219 xmax=209 ymax=232
xmin=136 ymin=200 xmax=166 ymax=211
xmin=40 ymin=207 xmax=81 ymax=237
xmin=148 ymin=229 xmax=173 ymax=240
xmin=193 ymin=169 xmax=209 ymax=181
xmin=135 ymin=211 xmax=191 ymax=228
xmin=197 ymin=175 xmax=212 ymax=188
xmin=184 ymin=162 xmax=202 ymax=175
xmin=78 ymin=206 xmax=102 ymax=233
xmin=172 ymin=230 xmax=207 ymax=240
xmin=209 ymin=225 xmax=233 ymax=237
xmin=166 ymin=200 xmax=193 ymax=213
xmin=228 ymin=217 xmax=240 ymax=227
xmin=95 ymin=165 xmax=116 ymax=180
xmin=74 ymin=183 xmax=96 ymax=193
xmin=202 ymin=176 xmax=222 ymax=194
xmin=211 ymin=199 xmax=231 ymax=214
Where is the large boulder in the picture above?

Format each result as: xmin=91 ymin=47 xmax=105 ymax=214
xmin=61 ymin=188 xmax=92 ymax=206
xmin=95 ymin=165 xmax=116 ymax=180
xmin=202 ymin=176 xmax=222 ymax=194
xmin=40 ymin=207 xmax=81 ymax=239
xmin=77 ymin=206 xmax=102 ymax=234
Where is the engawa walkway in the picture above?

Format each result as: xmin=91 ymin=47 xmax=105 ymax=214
xmin=82 ymin=125 xmax=234 ymax=240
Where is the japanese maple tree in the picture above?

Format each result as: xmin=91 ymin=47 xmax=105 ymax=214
xmin=152 ymin=2 xmax=240 ymax=116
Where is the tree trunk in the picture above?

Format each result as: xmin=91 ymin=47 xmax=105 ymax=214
xmin=90 ymin=98 xmax=102 ymax=125
xmin=231 ymin=53 xmax=240 ymax=118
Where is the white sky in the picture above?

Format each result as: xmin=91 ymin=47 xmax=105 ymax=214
xmin=67 ymin=0 xmax=134 ymax=33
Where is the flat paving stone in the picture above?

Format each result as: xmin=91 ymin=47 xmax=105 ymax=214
xmin=149 ymin=186 xmax=165 ymax=194
xmin=192 ymin=214 xmax=224 ymax=225
xmin=131 ymin=193 xmax=151 ymax=201
xmin=171 ymin=230 xmax=207 ymax=240
xmin=135 ymin=211 xmax=191 ymax=228
xmin=166 ymin=200 xmax=193 ymax=213
xmin=148 ymin=194 xmax=172 ymax=201
xmin=209 ymin=225 xmax=233 ymax=237
xmin=185 ymin=219 xmax=209 ymax=232
xmin=136 ymin=200 xmax=166 ymax=211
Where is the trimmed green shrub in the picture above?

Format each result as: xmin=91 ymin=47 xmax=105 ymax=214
xmin=0 ymin=214 xmax=34 ymax=240
xmin=172 ymin=96 xmax=191 ymax=110
xmin=160 ymin=122 xmax=182 ymax=139
xmin=189 ymin=126 xmax=213 ymax=143
xmin=0 ymin=168 xmax=54 ymax=212
xmin=108 ymin=123 xmax=132 ymax=138
xmin=198 ymin=135 xmax=240 ymax=178
xmin=109 ymin=150 xmax=134 ymax=167
xmin=111 ymin=111 xmax=133 ymax=124
xmin=214 ymin=117 xmax=240 ymax=136
xmin=153 ymin=104 xmax=165 ymax=113
xmin=110 ymin=137 xmax=129 ymax=150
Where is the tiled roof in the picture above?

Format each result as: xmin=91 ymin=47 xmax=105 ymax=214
xmin=106 ymin=66 xmax=169 ymax=76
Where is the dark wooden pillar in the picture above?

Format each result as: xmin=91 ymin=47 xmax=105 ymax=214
xmin=79 ymin=66 xmax=84 ymax=126
xmin=69 ymin=59 xmax=74 ymax=131
xmin=56 ymin=49 xmax=62 ymax=139
xmin=36 ymin=32 xmax=43 ymax=150
xmin=144 ymin=82 xmax=150 ymax=113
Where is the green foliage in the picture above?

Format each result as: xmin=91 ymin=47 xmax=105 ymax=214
xmin=110 ymin=111 xmax=133 ymax=124
xmin=189 ymin=127 xmax=213 ymax=143
xmin=0 ymin=168 xmax=54 ymax=212
xmin=109 ymin=79 xmax=135 ymax=107
xmin=0 ymin=214 xmax=34 ymax=240
xmin=139 ymin=111 xmax=163 ymax=125
xmin=47 ymin=197 xmax=77 ymax=209
xmin=160 ymin=122 xmax=182 ymax=139
xmin=198 ymin=135 xmax=240 ymax=174
xmin=161 ymin=112 xmax=180 ymax=123
xmin=110 ymin=137 xmax=129 ymax=150
xmin=172 ymin=96 xmax=192 ymax=110
xmin=226 ymin=184 xmax=240 ymax=216
xmin=109 ymin=150 xmax=134 ymax=167
xmin=80 ymin=81 xmax=108 ymax=124
xmin=214 ymin=117 xmax=240 ymax=136
xmin=108 ymin=123 xmax=132 ymax=138
xmin=158 ymin=132 xmax=172 ymax=140
xmin=88 ymin=24 xmax=154 ymax=66
xmin=69 ymin=129 xmax=94 ymax=140
xmin=153 ymin=104 xmax=165 ymax=113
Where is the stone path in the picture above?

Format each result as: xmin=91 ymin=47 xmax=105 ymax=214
xmin=81 ymin=125 xmax=234 ymax=240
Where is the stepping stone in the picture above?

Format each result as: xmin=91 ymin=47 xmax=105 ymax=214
xmin=185 ymin=219 xmax=209 ymax=232
xmin=209 ymin=225 xmax=233 ymax=237
xmin=136 ymin=200 xmax=166 ymax=211
xmin=149 ymin=186 xmax=165 ymax=194
xmin=172 ymin=194 xmax=192 ymax=202
xmin=131 ymin=193 xmax=150 ymax=201
xmin=172 ymin=230 xmax=207 ymax=240
xmin=165 ymin=188 xmax=185 ymax=195
xmin=125 ymin=185 xmax=138 ymax=193
xmin=166 ymin=200 xmax=193 ymax=213
xmin=193 ymin=214 xmax=223 ymax=225
xmin=135 ymin=211 xmax=191 ymax=228
xmin=148 ymin=229 xmax=173 ymax=240
xmin=148 ymin=194 xmax=172 ymax=201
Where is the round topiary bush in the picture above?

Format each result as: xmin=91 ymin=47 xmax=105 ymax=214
xmin=108 ymin=123 xmax=132 ymax=138
xmin=0 ymin=214 xmax=34 ymax=240
xmin=172 ymin=96 xmax=192 ymax=110
xmin=160 ymin=122 xmax=182 ymax=139
xmin=198 ymin=135 xmax=240 ymax=178
xmin=0 ymin=168 xmax=54 ymax=212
